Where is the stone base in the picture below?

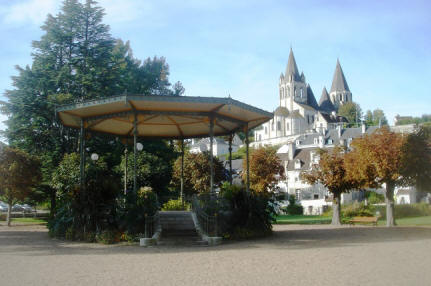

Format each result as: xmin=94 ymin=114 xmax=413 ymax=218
xmin=140 ymin=238 xmax=156 ymax=247
xmin=206 ymin=237 xmax=222 ymax=246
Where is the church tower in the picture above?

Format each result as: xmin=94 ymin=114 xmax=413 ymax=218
xmin=329 ymin=59 xmax=352 ymax=109
xmin=279 ymin=48 xmax=307 ymax=111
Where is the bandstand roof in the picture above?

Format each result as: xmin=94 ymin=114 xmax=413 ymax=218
xmin=56 ymin=95 xmax=273 ymax=139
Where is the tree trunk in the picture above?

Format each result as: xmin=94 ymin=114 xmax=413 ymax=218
xmin=7 ymin=201 xmax=12 ymax=227
xmin=385 ymin=182 xmax=396 ymax=227
xmin=332 ymin=192 xmax=341 ymax=226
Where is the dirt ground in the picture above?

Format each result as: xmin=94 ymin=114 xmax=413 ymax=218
xmin=1 ymin=224 xmax=430 ymax=286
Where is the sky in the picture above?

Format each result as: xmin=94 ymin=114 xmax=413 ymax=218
xmin=0 ymin=0 xmax=430 ymax=142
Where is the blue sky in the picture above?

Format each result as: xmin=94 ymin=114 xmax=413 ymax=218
xmin=0 ymin=0 xmax=430 ymax=140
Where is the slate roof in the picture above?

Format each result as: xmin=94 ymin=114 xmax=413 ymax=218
xmin=330 ymin=59 xmax=350 ymax=93
xmin=318 ymin=87 xmax=336 ymax=113
xmin=319 ymin=112 xmax=348 ymax=124
xmin=285 ymin=48 xmax=301 ymax=82
xmin=285 ymin=148 xmax=318 ymax=171
xmin=190 ymin=137 xmax=229 ymax=149
xmin=306 ymin=85 xmax=320 ymax=110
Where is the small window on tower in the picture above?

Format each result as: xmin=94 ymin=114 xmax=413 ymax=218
xmin=286 ymin=123 xmax=290 ymax=131
xmin=277 ymin=121 xmax=281 ymax=131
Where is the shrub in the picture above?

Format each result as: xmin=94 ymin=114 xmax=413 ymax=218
xmin=96 ymin=229 xmax=119 ymax=244
xmin=366 ymin=191 xmax=385 ymax=204
xmin=161 ymin=199 xmax=191 ymax=211
xmin=120 ymin=186 xmax=159 ymax=235
xmin=342 ymin=202 xmax=375 ymax=218
xmin=283 ymin=195 xmax=303 ymax=215
xmin=219 ymin=184 xmax=276 ymax=239
xmin=374 ymin=203 xmax=431 ymax=220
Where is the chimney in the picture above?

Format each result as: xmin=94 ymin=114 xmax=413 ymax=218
xmin=361 ymin=122 xmax=366 ymax=134
xmin=288 ymin=142 xmax=295 ymax=160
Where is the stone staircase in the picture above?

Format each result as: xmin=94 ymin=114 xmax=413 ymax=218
xmin=159 ymin=211 xmax=207 ymax=246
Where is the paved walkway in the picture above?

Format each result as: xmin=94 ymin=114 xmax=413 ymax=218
xmin=1 ymin=224 xmax=431 ymax=286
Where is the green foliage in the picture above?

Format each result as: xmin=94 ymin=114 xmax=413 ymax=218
xmin=96 ymin=230 xmax=120 ymax=244
xmin=230 ymin=146 xmax=246 ymax=160
xmin=118 ymin=140 xmax=176 ymax=196
xmin=395 ymin=114 xmax=431 ymax=126
xmin=342 ymin=202 xmax=375 ymax=218
xmin=161 ymin=199 xmax=191 ymax=211
xmin=119 ymin=187 xmax=159 ymax=235
xmin=48 ymin=152 xmax=120 ymax=238
xmin=219 ymin=184 xmax=275 ymax=239
xmin=338 ymin=102 xmax=362 ymax=126
xmin=364 ymin=108 xmax=388 ymax=126
xmin=283 ymin=195 xmax=303 ymax=215
xmin=374 ymin=203 xmax=431 ymax=220
xmin=172 ymin=151 xmax=226 ymax=196
xmin=366 ymin=191 xmax=385 ymax=204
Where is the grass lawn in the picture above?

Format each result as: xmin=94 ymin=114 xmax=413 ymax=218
xmin=4 ymin=217 xmax=48 ymax=225
xmin=275 ymin=215 xmax=331 ymax=225
xmin=378 ymin=216 xmax=431 ymax=226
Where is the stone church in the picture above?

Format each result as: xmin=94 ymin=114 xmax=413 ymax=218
xmin=253 ymin=49 xmax=351 ymax=146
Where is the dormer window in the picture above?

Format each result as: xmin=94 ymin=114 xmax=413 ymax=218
xmin=296 ymin=140 xmax=301 ymax=146
xmin=327 ymin=139 xmax=333 ymax=144
xmin=314 ymin=138 xmax=318 ymax=144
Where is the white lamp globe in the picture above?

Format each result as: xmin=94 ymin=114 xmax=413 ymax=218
xmin=91 ymin=153 xmax=99 ymax=161
xmin=136 ymin=142 xmax=143 ymax=151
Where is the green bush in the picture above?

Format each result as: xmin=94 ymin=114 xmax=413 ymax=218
xmin=96 ymin=229 xmax=119 ymax=244
xmin=342 ymin=202 xmax=375 ymax=218
xmin=366 ymin=191 xmax=385 ymax=204
xmin=0 ymin=213 xmax=6 ymax=221
xmin=374 ymin=203 xmax=431 ymax=220
xmin=283 ymin=195 xmax=303 ymax=215
xmin=219 ymin=183 xmax=275 ymax=239
xmin=161 ymin=198 xmax=191 ymax=211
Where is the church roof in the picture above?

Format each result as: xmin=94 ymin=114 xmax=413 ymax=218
xmin=318 ymin=87 xmax=336 ymax=113
xmin=274 ymin=106 xmax=290 ymax=117
xmin=306 ymin=85 xmax=319 ymax=110
xmin=285 ymin=48 xmax=301 ymax=81
xmin=330 ymin=59 xmax=350 ymax=93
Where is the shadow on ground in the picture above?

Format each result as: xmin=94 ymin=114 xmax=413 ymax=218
xmin=1 ymin=224 xmax=431 ymax=256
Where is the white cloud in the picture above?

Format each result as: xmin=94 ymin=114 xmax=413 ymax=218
xmin=1 ymin=0 xmax=58 ymax=26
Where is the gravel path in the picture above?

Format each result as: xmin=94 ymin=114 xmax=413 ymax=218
xmin=1 ymin=224 xmax=431 ymax=286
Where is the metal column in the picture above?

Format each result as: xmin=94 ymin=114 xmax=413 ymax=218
xmin=124 ymin=145 xmax=128 ymax=195
xmin=79 ymin=119 xmax=86 ymax=189
xmin=228 ymin=133 xmax=233 ymax=185
xmin=245 ymin=124 xmax=250 ymax=193
xmin=180 ymin=139 xmax=184 ymax=201
xmin=209 ymin=117 xmax=214 ymax=194
xmin=133 ymin=114 xmax=138 ymax=193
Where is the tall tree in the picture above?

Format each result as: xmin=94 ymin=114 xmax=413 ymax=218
xmin=338 ymin=102 xmax=362 ymax=126
xmin=0 ymin=147 xmax=41 ymax=226
xmin=364 ymin=108 xmax=388 ymax=126
xmin=302 ymin=147 xmax=358 ymax=225
xmin=346 ymin=128 xmax=405 ymax=226
xmin=243 ymin=146 xmax=285 ymax=193
xmin=1 ymin=0 xmax=182 ymax=213
xmin=400 ymin=125 xmax=431 ymax=194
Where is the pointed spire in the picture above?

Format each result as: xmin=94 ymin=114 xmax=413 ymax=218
xmin=319 ymin=87 xmax=336 ymax=113
xmin=330 ymin=59 xmax=350 ymax=93
xmin=286 ymin=48 xmax=300 ymax=81
xmin=306 ymin=84 xmax=319 ymax=110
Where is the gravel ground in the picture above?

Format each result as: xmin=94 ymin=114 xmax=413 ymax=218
xmin=1 ymin=224 xmax=431 ymax=286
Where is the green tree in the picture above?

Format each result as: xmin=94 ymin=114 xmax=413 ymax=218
xmin=338 ymin=102 xmax=362 ymax=126
xmin=1 ymin=0 xmax=182 ymax=215
xmin=172 ymin=151 xmax=226 ymax=196
xmin=0 ymin=147 xmax=41 ymax=226
xmin=243 ymin=146 xmax=285 ymax=193
xmin=364 ymin=108 xmax=388 ymax=126
xmin=302 ymin=147 xmax=358 ymax=225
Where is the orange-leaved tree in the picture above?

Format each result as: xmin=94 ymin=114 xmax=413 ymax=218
xmin=243 ymin=146 xmax=285 ymax=193
xmin=346 ymin=127 xmax=405 ymax=227
xmin=302 ymin=146 xmax=358 ymax=225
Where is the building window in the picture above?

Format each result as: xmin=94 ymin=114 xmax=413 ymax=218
xmin=271 ymin=121 xmax=274 ymax=131
xmin=277 ymin=121 xmax=281 ymax=131
xmin=286 ymin=87 xmax=289 ymax=97
xmin=314 ymin=194 xmax=319 ymax=200
xmin=295 ymin=189 xmax=301 ymax=201
xmin=300 ymin=89 xmax=303 ymax=98
xmin=314 ymin=138 xmax=318 ymax=144
xmin=286 ymin=123 xmax=289 ymax=131
xmin=259 ymin=135 xmax=262 ymax=141
xmin=264 ymin=127 xmax=267 ymax=134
